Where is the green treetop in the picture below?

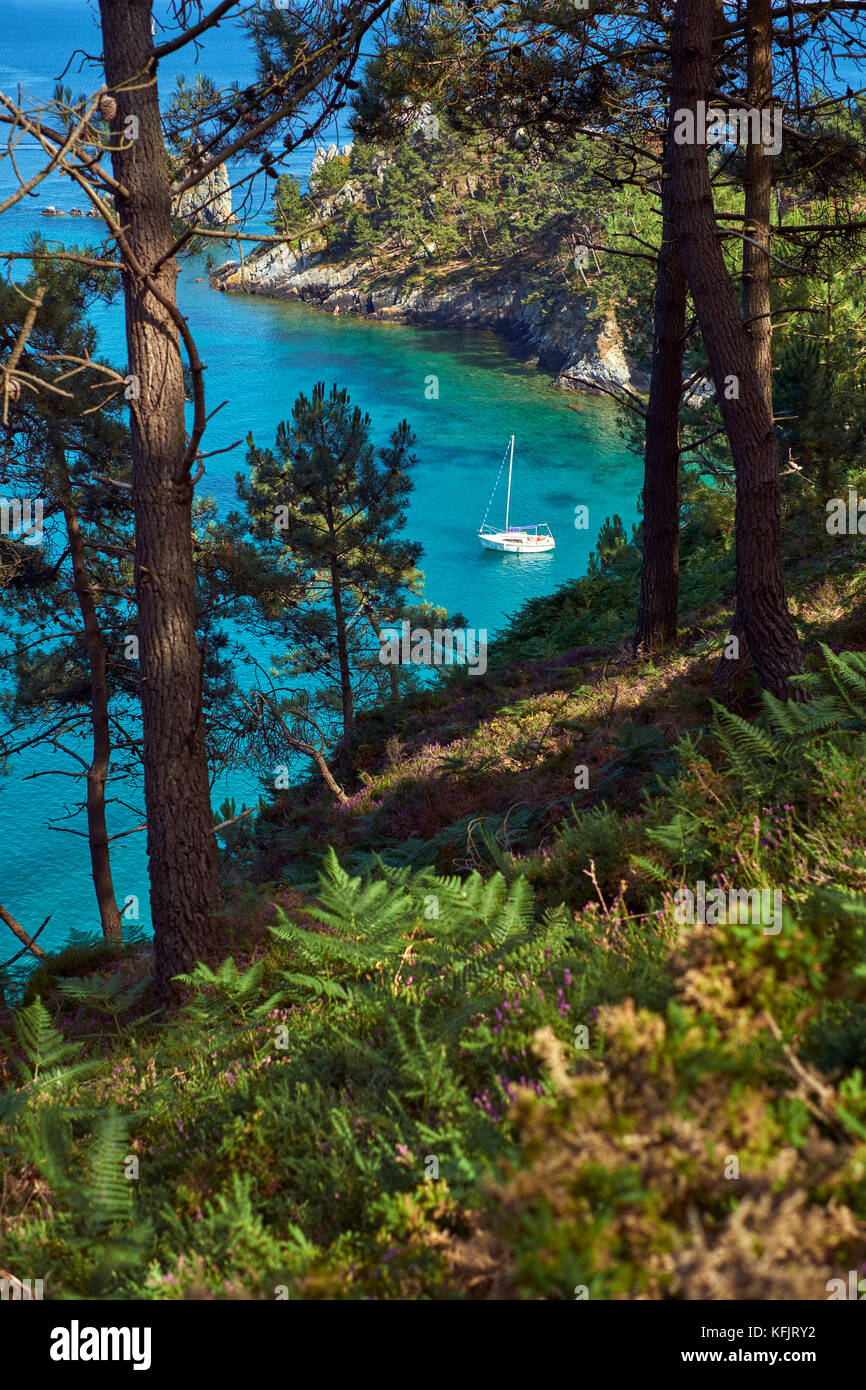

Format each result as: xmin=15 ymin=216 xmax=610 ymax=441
xmin=238 ymin=383 xmax=425 ymax=749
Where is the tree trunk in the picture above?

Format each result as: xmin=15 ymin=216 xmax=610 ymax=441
xmin=634 ymin=126 xmax=686 ymax=656
xmin=328 ymin=549 xmax=355 ymax=734
xmin=99 ymin=0 xmax=223 ymax=1000
xmin=669 ymin=0 xmax=803 ymax=697
xmin=57 ymin=449 xmax=124 ymax=942
xmin=714 ymin=0 xmax=773 ymax=695
xmin=742 ymin=0 xmax=774 ymax=411
xmin=355 ymin=589 xmax=399 ymax=698
xmin=0 ymin=903 xmax=48 ymax=960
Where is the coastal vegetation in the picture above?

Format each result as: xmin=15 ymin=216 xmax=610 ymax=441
xmin=4 ymin=524 xmax=866 ymax=1298
xmin=2 ymin=0 xmax=866 ymax=1305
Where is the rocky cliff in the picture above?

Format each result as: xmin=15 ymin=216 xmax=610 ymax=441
xmin=210 ymin=242 xmax=647 ymax=397
xmin=174 ymin=157 xmax=236 ymax=227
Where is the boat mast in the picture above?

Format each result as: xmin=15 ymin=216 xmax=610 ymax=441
xmin=505 ymin=435 xmax=514 ymax=533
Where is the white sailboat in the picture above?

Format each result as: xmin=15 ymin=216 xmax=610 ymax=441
xmin=478 ymin=435 xmax=555 ymax=553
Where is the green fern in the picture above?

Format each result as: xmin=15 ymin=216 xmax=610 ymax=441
xmin=175 ymin=958 xmax=283 ymax=1026
xmin=269 ymin=850 xmax=573 ymax=1075
xmin=820 ymin=645 xmax=866 ymax=720
xmin=55 ymin=971 xmax=152 ymax=1035
xmin=269 ymin=847 xmax=421 ymax=983
xmin=630 ymin=853 xmax=673 ymax=887
xmin=710 ymin=646 xmax=866 ymax=795
xmin=83 ymin=1106 xmax=135 ymax=1234
xmin=711 ymin=702 xmax=779 ymax=773
xmin=12 ymin=997 xmax=82 ymax=1083
xmin=386 ymin=1008 xmax=464 ymax=1110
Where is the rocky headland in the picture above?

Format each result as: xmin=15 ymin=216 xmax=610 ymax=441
xmin=210 ymin=239 xmax=647 ymax=398
xmin=208 ymin=127 xmax=650 ymax=398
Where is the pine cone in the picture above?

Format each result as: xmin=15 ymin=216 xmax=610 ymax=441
xmin=99 ymin=94 xmax=117 ymax=121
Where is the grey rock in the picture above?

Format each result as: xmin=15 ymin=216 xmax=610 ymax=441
xmin=174 ymin=160 xmax=236 ymax=226
xmin=683 ymin=377 xmax=716 ymax=407
xmin=310 ymin=143 xmax=341 ymax=181
xmin=211 ymin=240 xmax=360 ymax=300
xmin=316 ymin=179 xmax=371 ymax=221
xmin=396 ymin=97 xmax=441 ymax=145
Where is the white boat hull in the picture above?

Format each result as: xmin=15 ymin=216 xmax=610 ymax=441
xmin=479 ymin=529 xmax=555 ymax=553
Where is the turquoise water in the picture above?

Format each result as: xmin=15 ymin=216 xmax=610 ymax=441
xmin=0 ymin=1 xmax=643 ymax=951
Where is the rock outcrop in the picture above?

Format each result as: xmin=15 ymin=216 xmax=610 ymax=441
xmin=402 ymin=99 xmax=441 ymax=145
xmin=211 ymin=243 xmax=648 ymax=397
xmin=41 ymin=205 xmax=102 ymax=219
xmin=174 ymin=150 xmax=236 ymax=226
xmin=310 ymin=142 xmax=354 ymax=182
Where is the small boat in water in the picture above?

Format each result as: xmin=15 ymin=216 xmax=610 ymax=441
xmin=478 ymin=436 xmax=555 ymax=553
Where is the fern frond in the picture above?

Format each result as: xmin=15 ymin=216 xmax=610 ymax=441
xmin=631 ymin=853 xmax=672 ymax=886
xmin=282 ymin=972 xmax=351 ymax=1001
xmin=820 ymin=645 xmax=866 ymax=722
xmin=13 ymin=998 xmax=81 ymax=1082
xmin=711 ymin=701 xmax=779 ymax=770
xmin=84 ymin=1106 xmax=134 ymax=1234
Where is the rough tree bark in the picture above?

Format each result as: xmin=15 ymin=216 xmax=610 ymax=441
xmin=328 ymin=543 xmax=355 ymax=735
xmin=712 ymin=0 xmax=774 ymax=696
xmin=742 ymin=0 xmax=775 ymax=411
xmin=353 ymin=587 xmax=399 ymax=697
xmin=670 ymin=0 xmax=803 ymax=696
xmin=99 ymin=0 xmax=223 ymax=1000
xmin=634 ymin=124 xmax=687 ymax=656
xmin=56 ymin=448 xmax=124 ymax=941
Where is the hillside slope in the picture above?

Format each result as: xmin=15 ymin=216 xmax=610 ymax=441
xmin=4 ymin=535 xmax=866 ymax=1300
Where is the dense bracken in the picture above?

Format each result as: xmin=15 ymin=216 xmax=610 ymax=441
xmin=4 ymin=520 xmax=866 ymax=1299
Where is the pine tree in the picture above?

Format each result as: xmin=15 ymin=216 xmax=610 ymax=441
xmin=0 ymin=258 xmax=261 ymax=941
xmin=268 ymin=173 xmax=308 ymax=235
xmin=0 ymin=259 xmax=132 ymax=940
xmin=239 ymin=383 xmax=424 ymax=745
